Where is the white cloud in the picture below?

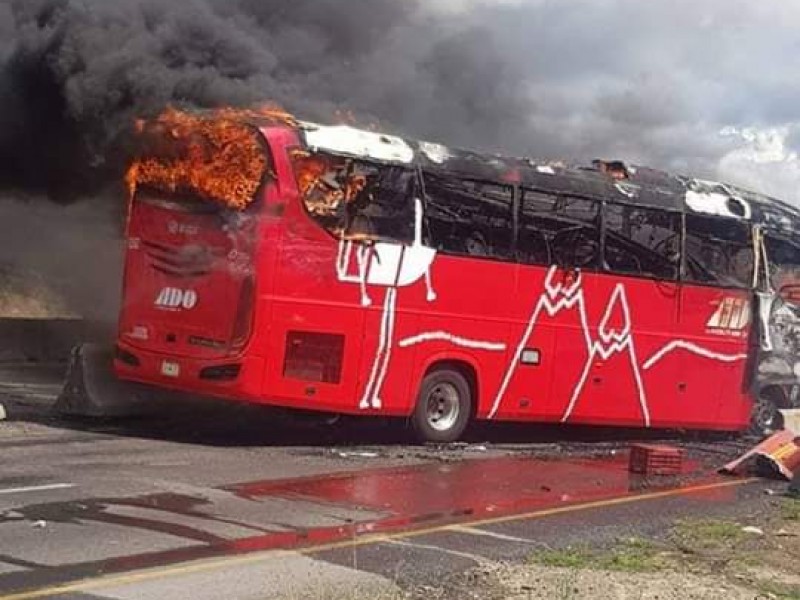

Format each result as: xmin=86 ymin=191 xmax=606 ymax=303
xmin=717 ymin=126 xmax=800 ymax=206
xmin=423 ymin=0 xmax=533 ymax=14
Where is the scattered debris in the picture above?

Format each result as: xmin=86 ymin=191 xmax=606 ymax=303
xmin=721 ymin=430 xmax=800 ymax=480
xmin=629 ymin=443 xmax=683 ymax=476
xmin=790 ymin=469 xmax=800 ymax=497
xmin=465 ymin=444 xmax=488 ymax=452
xmin=781 ymin=408 xmax=800 ymax=435
xmin=741 ymin=526 xmax=764 ymax=536
xmin=333 ymin=450 xmax=380 ymax=459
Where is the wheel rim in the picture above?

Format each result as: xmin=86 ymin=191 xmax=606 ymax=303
xmin=753 ymin=398 xmax=782 ymax=433
xmin=426 ymin=382 xmax=461 ymax=432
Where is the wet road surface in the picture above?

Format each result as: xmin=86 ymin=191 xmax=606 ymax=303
xmin=0 ymin=364 xmax=769 ymax=599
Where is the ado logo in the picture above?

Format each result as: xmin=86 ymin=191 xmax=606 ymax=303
xmin=155 ymin=287 xmax=198 ymax=310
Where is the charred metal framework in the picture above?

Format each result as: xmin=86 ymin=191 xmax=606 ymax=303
xmin=294 ymin=123 xmax=800 ymax=403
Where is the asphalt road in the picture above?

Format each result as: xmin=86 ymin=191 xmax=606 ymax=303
xmin=0 ymin=364 xmax=778 ymax=600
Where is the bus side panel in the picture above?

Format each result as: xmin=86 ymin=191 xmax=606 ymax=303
xmin=715 ymin=361 xmax=753 ymax=429
xmin=402 ymin=256 xmax=516 ymax=419
xmin=356 ymin=292 xmax=420 ymax=415
xmin=544 ymin=271 xmax=598 ymax=423
xmin=672 ymin=284 xmax=751 ymax=429
xmin=560 ymin=274 xmax=679 ymax=428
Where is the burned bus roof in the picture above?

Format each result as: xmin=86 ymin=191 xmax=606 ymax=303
xmin=298 ymin=121 xmax=800 ymax=238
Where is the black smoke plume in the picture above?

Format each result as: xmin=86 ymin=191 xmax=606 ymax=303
xmin=0 ymin=0 xmax=531 ymax=201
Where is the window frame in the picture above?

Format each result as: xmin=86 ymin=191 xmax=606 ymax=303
xmin=600 ymin=201 xmax=683 ymax=283
xmin=516 ymin=187 xmax=603 ymax=271
xmin=680 ymin=213 xmax=755 ymax=291
xmin=421 ymin=170 xmax=517 ymax=263
xmin=291 ymin=148 xmax=419 ymax=245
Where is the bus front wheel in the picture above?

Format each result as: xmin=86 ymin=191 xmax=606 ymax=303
xmin=411 ymin=368 xmax=472 ymax=443
xmin=749 ymin=387 xmax=785 ymax=437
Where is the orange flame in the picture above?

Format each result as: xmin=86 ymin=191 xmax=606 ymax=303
xmin=291 ymin=151 xmax=366 ymax=220
xmin=126 ymin=105 xmax=295 ymax=211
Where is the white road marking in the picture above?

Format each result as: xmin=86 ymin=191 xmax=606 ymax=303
xmin=449 ymin=525 xmax=544 ymax=546
xmin=0 ymin=483 xmax=75 ymax=496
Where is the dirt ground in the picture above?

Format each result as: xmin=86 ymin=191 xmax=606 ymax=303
xmin=404 ymin=494 xmax=800 ymax=600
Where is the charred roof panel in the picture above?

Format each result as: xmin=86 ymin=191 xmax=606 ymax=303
xmin=296 ymin=122 xmax=800 ymax=234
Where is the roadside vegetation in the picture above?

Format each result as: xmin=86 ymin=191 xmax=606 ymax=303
xmin=405 ymin=495 xmax=800 ymax=600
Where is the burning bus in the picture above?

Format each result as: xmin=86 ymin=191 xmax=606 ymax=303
xmin=99 ymin=107 xmax=800 ymax=442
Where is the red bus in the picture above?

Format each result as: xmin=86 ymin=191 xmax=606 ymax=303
xmin=114 ymin=109 xmax=800 ymax=442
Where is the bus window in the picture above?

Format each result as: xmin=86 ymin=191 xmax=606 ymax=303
xmin=293 ymin=151 xmax=416 ymax=244
xmin=603 ymin=204 xmax=680 ymax=280
xmin=684 ymin=214 xmax=753 ymax=288
xmin=519 ymin=190 xmax=600 ymax=269
xmin=518 ymin=190 xmax=556 ymax=265
xmin=423 ymin=173 xmax=514 ymax=260
xmin=765 ymin=235 xmax=800 ymax=299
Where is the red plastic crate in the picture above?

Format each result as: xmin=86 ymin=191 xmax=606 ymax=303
xmin=629 ymin=444 xmax=683 ymax=476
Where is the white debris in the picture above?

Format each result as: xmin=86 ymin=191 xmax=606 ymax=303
xmin=32 ymin=520 xmax=47 ymax=529
xmin=536 ymin=165 xmax=555 ymax=175
xmin=466 ymin=445 xmax=488 ymax=452
xmin=685 ymin=189 xmax=752 ymax=220
xmin=419 ymin=141 xmax=451 ymax=164
xmin=741 ymin=526 xmax=764 ymax=535
xmin=302 ymin=123 xmax=414 ymax=164
xmin=779 ymin=408 xmax=800 ymax=434
xmin=0 ymin=403 xmax=6 ymax=421
xmin=335 ymin=451 xmax=380 ymax=459
xmin=615 ymin=183 xmax=638 ymax=198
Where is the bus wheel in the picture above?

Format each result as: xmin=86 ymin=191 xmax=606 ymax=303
xmin=411 ymin=368 xmax=472 ymax=443
xmin=749 ymin=388 xmax=785 ymax=436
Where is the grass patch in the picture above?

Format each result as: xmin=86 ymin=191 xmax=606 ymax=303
xmin=781 ymin=498 xmax=800 ymax=522
xmin=530 ymin=538 xmax=667 ymax=573
xmin=749 ymin=578 xmax=800 ymax=600
xmin=532 ymin=546 xmax=595 ymax=569
xmin=671 ymin=518 xmax=745 ymax=552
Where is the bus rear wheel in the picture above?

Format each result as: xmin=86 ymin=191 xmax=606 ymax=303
xmin=411 ymin=368 xmax=472 ymax=443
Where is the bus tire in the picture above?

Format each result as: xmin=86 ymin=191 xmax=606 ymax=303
xmin=411 ymin=368 xmax=472 ymax=444
xmin=749 ymin=387 xmax=785 ymax=437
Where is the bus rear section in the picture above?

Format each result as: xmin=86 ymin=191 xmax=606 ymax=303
xmin=114 ymin=109 xmax=277 ymax=400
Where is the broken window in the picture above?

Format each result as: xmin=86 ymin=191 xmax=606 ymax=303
xmin=292 ymin=150 xmax=415 ymax=244
xmin=603 ymin=204 xmax=680 ymax=280
xmin=765 ymin=235 xmax=800 ymax=303
xmin=518 ymin=190 xmax=600 ymax=269
xmin=422 ymin=173 xmax=513 ymax=260
xmin=684 ymin=215 xmax=753 ymax=288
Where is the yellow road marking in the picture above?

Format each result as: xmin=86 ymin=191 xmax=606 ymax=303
xmin=0 ymin=477 xmax=758 ymax=600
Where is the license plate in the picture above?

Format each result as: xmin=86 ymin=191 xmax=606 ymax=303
xmin=160 ymin=361 xmax=180 ymax=378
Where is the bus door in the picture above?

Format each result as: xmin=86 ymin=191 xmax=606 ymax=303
xmin=677 ymin=214 xmax=754 ymax=427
